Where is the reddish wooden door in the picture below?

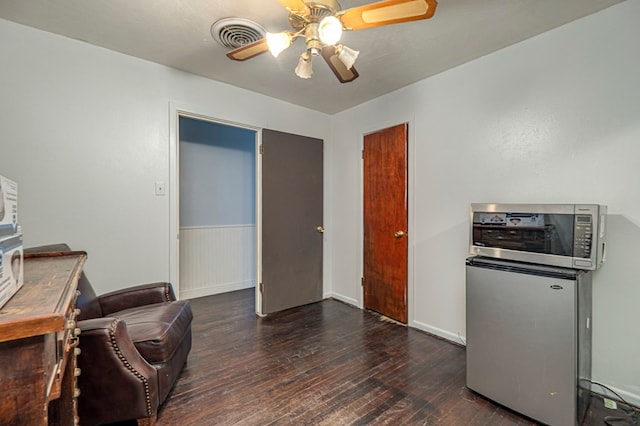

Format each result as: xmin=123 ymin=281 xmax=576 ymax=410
xmin=363 ymin=123 xmax=408 ymax=323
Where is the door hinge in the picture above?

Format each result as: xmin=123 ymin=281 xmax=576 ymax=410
xmin=259 ymin=282 xmax=264 ymax=293
xmin=361 ymin=276 xmax=365 ymax=287
xmin=361 ymin=149 xmax=364 ymax=159
xmin=259 ymin=144 xmax=264 ymax=155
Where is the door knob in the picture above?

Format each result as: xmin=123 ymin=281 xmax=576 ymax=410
xmin=316 ymin=226 xmax=325 ymax=234
xmin=394 ymin=230 xmax=406 ymax=238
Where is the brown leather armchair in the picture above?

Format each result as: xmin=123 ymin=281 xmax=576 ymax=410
xmin=24 ymin=244 xmax=193 ymax=426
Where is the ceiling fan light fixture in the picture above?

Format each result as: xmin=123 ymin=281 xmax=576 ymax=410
xmin=337 ymin=45 xmax=359 ymax=70
xmin=295 ymin=53 xmax=313 ymax=79
xmin=225 ymin=0 xmax=439 ymax=83
xmin=318 ymin=16 xmax=343 ymax=45
xmin=266 ymin=31 xmax=292 ymax=57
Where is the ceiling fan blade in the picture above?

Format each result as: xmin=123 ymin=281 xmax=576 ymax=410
xmin=321 ymin=46 xmax=359 ymax=84
xmin=278 ymin=0 xmax=308 ymax=13
xmin=339 ymin=0 xmax=437 ymax=30
xmin=226 ymin=38 xmax=269 ymax=61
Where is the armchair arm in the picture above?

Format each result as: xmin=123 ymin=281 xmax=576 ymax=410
xmin=77 ymin=318 xmax=160 ymax=425
xmin=98 ymin=282 xmax=176 ymax=316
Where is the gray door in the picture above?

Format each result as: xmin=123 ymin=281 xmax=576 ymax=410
xmin=261 ymin=129 xmax=323 ymax=314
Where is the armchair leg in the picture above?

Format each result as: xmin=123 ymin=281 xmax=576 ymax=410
xmin=136 ymin=415 xmax=157 ymax=426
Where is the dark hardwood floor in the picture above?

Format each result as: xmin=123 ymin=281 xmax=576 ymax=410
xmin=113 ymin=289 xmax=637 ymax=425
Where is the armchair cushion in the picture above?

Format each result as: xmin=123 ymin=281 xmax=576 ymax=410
xmin=114 ymin=300 xmax=193 ymax=363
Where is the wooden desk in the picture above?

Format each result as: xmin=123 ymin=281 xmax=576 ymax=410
xmin=0 ymin=251 xmax=86 ymax=425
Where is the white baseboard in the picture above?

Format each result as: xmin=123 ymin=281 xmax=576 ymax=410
xmin=181 ymin=279 xmax=255 ymax=300
xmin=325 ymin=292 xmax=360 ymax=308
xmin=411 ymin=319 xmax=466 ymax=346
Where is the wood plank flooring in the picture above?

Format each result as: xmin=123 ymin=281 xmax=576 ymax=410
xmin=112 ymin=289 xmax=637 ymax=425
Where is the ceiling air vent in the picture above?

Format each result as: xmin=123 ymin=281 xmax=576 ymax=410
xmin=211 ymin=18 xmax=266 ymax=49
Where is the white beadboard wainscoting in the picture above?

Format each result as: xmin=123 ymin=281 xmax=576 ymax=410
xmin=179 ymin=225 xmax=256 ymax=299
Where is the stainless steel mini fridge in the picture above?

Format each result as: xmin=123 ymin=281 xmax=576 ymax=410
xmin=466 ymin=256 xmax=592 ymax=426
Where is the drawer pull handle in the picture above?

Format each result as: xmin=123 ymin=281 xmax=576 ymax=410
xmin=67 ymin=337 xmax=80 ymax=352
xmin=73 ymin=388 xmax=81 ymax=398
xmin=74 ymin=368 xmax=82 ymax=377
xmin=74 ymin=347 xmax=82 ymax=356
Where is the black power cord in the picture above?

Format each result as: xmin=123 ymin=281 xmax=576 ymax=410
xmin=581 ymin=379 xmax=638 ymax=426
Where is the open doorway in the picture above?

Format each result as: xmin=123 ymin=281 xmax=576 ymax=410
xmin=178 ymin=115 xmax=257 ymax=300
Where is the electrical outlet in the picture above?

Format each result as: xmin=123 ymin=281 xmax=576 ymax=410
xmin=155 ymin=181 xmax=166 ymax=196
xmin=604 ymin=398 xmax=617 ymax=410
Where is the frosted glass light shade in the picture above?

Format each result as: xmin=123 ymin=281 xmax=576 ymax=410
xmin=318 ymin=16 xmax=342 ymax=45
xmin=338 ymin=45 xmax=359 ymax=70
xmin=295 ymin=55 xmax=313 ymax=79
xmin=266 ymin=32 xmax=292 ymax=57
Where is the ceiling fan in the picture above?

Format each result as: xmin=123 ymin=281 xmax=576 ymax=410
xmin=225 ymin=0 xmax=438 ymax=83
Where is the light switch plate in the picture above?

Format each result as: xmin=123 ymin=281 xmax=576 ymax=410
xmin=155 ymin=181 xmax=166 ymax=196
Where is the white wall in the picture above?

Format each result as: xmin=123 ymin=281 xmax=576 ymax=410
xmin=0 ymin=18 xmax=331 ymax=296
xmin=329 ymin=0 xmax=640 ymax=405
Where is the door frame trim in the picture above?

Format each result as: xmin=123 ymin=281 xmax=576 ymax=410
xmin=359 ymin=118 xmax=416 ymax=324
xmin=168 ymin=102 xmax=262 ymax=314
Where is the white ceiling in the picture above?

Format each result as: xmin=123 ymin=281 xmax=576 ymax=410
xmin=0 ymin=0 xmax=625 ymax=114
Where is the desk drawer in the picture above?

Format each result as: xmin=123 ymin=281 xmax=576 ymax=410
xmin=48 ymin=303 xmax=81 ymax=401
